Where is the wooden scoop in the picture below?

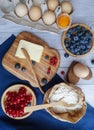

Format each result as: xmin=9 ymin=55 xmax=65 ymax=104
xmin=21 ymin=48 xmax=44 ymax=94
xmin=24 ymin=101 xmax=75 ymax=113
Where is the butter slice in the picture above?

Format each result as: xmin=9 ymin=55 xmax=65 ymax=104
xmin=15 ymin=40 xmax=44 ymax=62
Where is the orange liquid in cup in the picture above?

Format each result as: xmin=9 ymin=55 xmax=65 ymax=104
xmin=57 ymin=14 xmax=71 ymax=29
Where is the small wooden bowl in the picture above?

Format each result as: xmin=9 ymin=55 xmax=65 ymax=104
xmin=56 ymin=13 xmax=72 ymax=30
xmin=62 ymin=24 xmax=94 ymax=57
xmin=1 ymin=84 xmax=36 ymax=119
xmin=44 ymin=83 xmax=87 ymax=123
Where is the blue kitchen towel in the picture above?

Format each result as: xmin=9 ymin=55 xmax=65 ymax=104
xmin=0 ymin=35 xmax=94 ymax=130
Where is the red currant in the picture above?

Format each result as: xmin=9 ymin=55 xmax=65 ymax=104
xmin=19 ymin=87 xmax=26 ymax=93
xmin=61 ymin=71 xmax=65 ymax=75
xmin=5 ymin=86 xmax=32 ymax=118
xmin=49 ymin=56 xmax=58 ymax=66
xmin=47 ymin=67 xmax=51 ymax=75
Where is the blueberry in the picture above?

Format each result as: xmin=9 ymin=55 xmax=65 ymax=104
xmin=88 ymin=39 xmax=92 ymax=44
xmin=81 ymin=27 xmax=86 ymax=32
xmin=86 ymin=30 xmax=92 ymax=35
xmin=84 ymin=40 xmax=88 ymax=44
xmin=68 ymin=28 xmax=75 ymax=34
xmin=83 ymin=48 xmax=88 ymax=54
xmin=66 ymin=33 xmax=71 ymax=38
xmin=86 ymin=44 xmax=91 ymax=49
xmin=80 ymin=35 xmax=85 ymax=40
xmin=79 ymin=50 xmax=84 ymax=55
xmin=74 ymin=48 xmax=79 ymax=53
xmin=67 ymin=29 xmax=72 ymax=34
xmin=77 ymin=31 xmax=83 ymax=37
xmin=15 ymin=63 xmax=20 ymax=69
xmin=67 ymin=47 xmax=71 ymax=51
xmin=84 ymin=37 xmax=88 ymax=41
xmin=76 ymin=46 xmax=81 ymax=51
xmin=84 ymin=31 xmax=92 ymax=38
xmin=88 ymin=35 xmax=92 ymax=41
xmin=64 ymin=39 xmax=70 ymax=44
xmin=32 ymin=60 xmax=36 ymax=65
xmin=72 ymin=27 xmax=77 ymax=32
xmin=70 ymin=48 xmax=75 ymax=53
xmin=76 ymin=52 xmax=80 ymax=55
xmin=44 ymin=55 xmax=49 ymax=60
xmin=64 ymin=53 xmax=69 ymax=58
xmin=81 ymin=35 xmax=88 ymax=41
xmin=81 ymin=51 xmax=85 ymax=55
xmin=91 ymin=59 xmax=94 ymax=65
xmin=65 ymin=42 xmax=69 ymax=48
xmin=85 ymin=47 xmax=90 ymax=52
xmin=75 ymin=41 xmax=80 ymax=46
xmin=72 ymin=34 xmax=79 ymax=41
xmin=80 ymin=45 xmax=86 ymax=49
xmin=71 ymin=39 xmax=75 ymax=44
xmin=76 ymin=25 xmax=81 ymax=31
xmin=41 ymin=78 xmax=47 ymax=85
xmin=70 ymin=45 xmax=74 ymax=49
xmin=71 ymin=44 xmax=76 ymax=49
xmin=73 ymin=36 xmax=79 ymax=41
xmin=21 ymin=67 xmax=26 ymax=72
xmin=80 ymin=40 xmax=86 ymax=44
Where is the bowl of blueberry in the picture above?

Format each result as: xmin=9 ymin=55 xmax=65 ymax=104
xmin=1 ymin=84 xmax=36 ymax=119
xmin=62 ymin=24 xmax=94 ymax=57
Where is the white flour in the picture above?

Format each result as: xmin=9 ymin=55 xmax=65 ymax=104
xmin=49 ymin=83 xmax=82 ymax=113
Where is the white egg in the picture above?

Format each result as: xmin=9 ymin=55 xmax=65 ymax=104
xmin=61 ymin=1 xmax=73 ymax=14
xmin=47 ymin=0 xmax=59 ymax=11
xmin=15 ymin=3 xmax=28 ymax=18
xmin=29 ymin=6 xmax=42 ymax=21
xmin=42 ymin=10 xmax=56 ymax=25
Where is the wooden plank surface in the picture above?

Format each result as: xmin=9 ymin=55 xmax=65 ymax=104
xmin=2 ymin=32 xmax=60 ymax=89
xmin=0 ymin=0 xmax=94 ymax=107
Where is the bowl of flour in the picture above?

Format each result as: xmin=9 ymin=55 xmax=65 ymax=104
xmin=44 ymin=83 xmax=87 ymax=123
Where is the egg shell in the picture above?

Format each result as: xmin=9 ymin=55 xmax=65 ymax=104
xmin=61 ymin=1 xmax=73 ymax=14
xmin=47 ymin=0 xmax=59 ymax=11
xmin=56 ymin=13 xmax=71 ymax=29
xmin=73 ymin=63 xmax=89 ymax=78
xmin=42 ymin=10 xmax=56 ymax=26
xmin=29 ymin=6 xmax=42 ymax=21
xmin=15 ymin=3 xmax=28 ymax=18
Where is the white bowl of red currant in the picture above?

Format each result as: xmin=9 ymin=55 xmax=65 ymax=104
xmin=1 ymin=84 xmax=36 ymax=119
xmin=62 ymin=24 xmax=94 ymax=57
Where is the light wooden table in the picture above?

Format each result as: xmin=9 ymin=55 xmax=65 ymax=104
xmin=0 ymin=0 xmax=94 ymax=107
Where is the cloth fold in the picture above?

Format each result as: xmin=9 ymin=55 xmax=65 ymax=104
xmin=0 ymin=35 xmax=94 ymax=130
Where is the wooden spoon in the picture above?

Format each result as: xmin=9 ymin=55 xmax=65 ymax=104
xmin=21 ymin=48 xmax=44 ymax=94
xmin=24 ymin=101 xmax=75 ymax=113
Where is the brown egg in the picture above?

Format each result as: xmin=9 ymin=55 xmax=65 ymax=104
xmin=29 ymin=6 xmax=42 ymax=21
xmin=42 ymin=10 xmax=56 ymax=25
xmin=73 ymin=63 xmax=89 ymax=78
xmin=47 ymin=0 xmax=59 ymax=11
xmin=61 ymin=1 xmax=73 ymax=14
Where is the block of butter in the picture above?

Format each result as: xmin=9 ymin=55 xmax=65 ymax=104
xmin=15 ymin=40 xmax=44 ymax=62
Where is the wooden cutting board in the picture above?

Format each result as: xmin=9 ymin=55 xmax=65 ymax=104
xmin=2 ymin=32 xmax=60 ymax=90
